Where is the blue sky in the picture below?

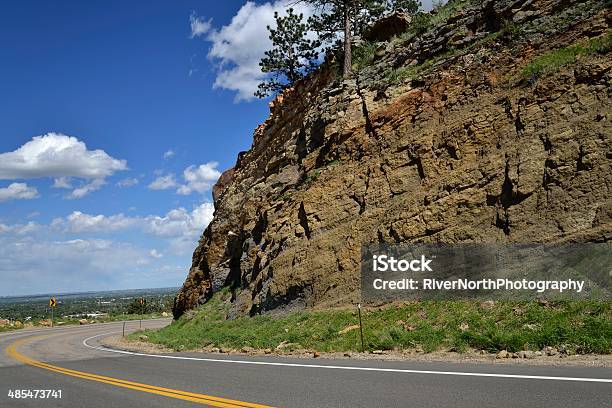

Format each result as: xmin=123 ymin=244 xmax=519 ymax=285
xmin=0 ymin=1 xmax=439 ymax=296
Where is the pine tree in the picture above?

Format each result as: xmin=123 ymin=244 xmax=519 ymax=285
xmin=255 ymin=8 xmax=321 ymax=98
xmin=256 ymin=1 xmax=422 ymax=96
xmin=306 ymin=0 xmax=421 ymax=77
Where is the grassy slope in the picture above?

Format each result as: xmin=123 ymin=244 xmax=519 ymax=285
xmin=133 ymin=291 xmax=611 ymax=354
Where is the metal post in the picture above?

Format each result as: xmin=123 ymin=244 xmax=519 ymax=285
xmin=123 ymin=321 xmax=126 ymax=337
xmin=51 ymin=306 xmax=54 ymax=328
xmin=357 ymin=303 xmax=364 ymax=352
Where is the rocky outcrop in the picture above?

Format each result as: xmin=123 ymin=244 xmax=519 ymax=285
xmin=173 ymin=0 xmax=611 ymax=319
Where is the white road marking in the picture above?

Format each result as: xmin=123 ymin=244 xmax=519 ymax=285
xmin=83 ymin=332 xmax=612 ymax=384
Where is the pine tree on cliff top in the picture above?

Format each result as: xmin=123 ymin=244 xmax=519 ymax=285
xmin=306 ymin=0 xmax=421 ymax=77
xmin=256 ymin=1 xmax=421 ymax=98
xmin=255 ymin=8 xmax=321 ymax=98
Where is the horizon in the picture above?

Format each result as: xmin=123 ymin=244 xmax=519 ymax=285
xmin=0 ymin=286 xmax=180 ymax=300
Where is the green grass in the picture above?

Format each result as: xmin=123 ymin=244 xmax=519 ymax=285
xmin=132 ymin=292 xmax=611 ymax=354
xmin=0 ymin=325 xmax=22 ymax=333
xmin=385 ymin=64 xmax=423 ymax=85
xmin=522 ymin=33 xmax=612 ymax=79
xmin=430 ymin=0 xmax=473 ymax=26
xmin=304 ymin=169 xmax=321 ymax=186
xmin=389 ymin=0 xmax=475 ymax=47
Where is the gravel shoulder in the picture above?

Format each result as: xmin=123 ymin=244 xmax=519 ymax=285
xmin=101 ymin=335 xmax=612 ymax=368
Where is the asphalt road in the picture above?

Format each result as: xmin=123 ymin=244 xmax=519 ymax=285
xmin=1 ymin=320 xmax=611 ymax=408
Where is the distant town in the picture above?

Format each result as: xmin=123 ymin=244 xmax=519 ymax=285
xmin=0 ymin=287 xmax=177 ymax=330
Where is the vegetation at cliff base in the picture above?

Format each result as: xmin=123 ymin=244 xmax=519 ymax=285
xmin=132 ymin=291 xmax=611 ymax=355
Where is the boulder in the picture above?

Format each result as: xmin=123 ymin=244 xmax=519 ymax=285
xmin=364 ymin=12 xmax=412 ymax=42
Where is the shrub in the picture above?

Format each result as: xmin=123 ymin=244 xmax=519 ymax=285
xmin=411 ymin=12 xmax=432 ymax=34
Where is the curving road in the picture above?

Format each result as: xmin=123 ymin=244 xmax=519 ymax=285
xmin=1 ymin=320 xmax=611 ymax=407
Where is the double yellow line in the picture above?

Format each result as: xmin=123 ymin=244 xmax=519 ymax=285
xmin=6 ymin=335 xmax=272 ymax=408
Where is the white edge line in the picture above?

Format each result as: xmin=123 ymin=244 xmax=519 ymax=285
xmin=82 ymin=331 xmax=612 ymax=384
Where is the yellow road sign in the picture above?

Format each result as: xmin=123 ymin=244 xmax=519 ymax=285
xmin=139 ymin=298 xmax=146 ymax=306
xmin=49 ymin=297 xmax=57 ymax=307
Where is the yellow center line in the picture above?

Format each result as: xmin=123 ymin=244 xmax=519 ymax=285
xmin=6 ymin=335 xmax=273 ymax=408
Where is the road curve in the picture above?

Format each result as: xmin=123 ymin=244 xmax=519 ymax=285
xmin=1 ymin=320 xmax=611 ymax=407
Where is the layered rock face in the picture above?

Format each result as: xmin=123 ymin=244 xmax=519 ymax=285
xmin=173 ymin=0 xmax=611 ymax=319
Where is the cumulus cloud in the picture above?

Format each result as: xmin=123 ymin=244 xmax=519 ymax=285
xmin=163 ymin=150 xmax=175 ymax=159
xmin=146 ymin=203 xmax=214 ymax=237
xmin=48 ymin=202 xmax=215 ymax=254
xmin=146 ymin=202 xmax=215 ymax=253
xmin=52 ymin=177 xmax=72 ymax=189
xmin=116 ymin=177 xmax=139 ymax=187
xmin=148 ymin=174 xmax=178 ymax=190
xmin=0 ymin=133 xmax=127 ymax=198
xmin=66 ymin=178 xmax=106 ymax=199
xmin=148 ymin=162 xmax=220 ymax=195
xmin=0 ymin=201 xmax=216 ymax=294
xmin=192 ymin=1 xmax=314 ymax=101
xmin=0 ymin=133 xmax=127 ymax=180
xmin=177 ymin=163 xmax=221 ymax=195
xmin=0 ymin=221 xmax=39 ymax=235
xmin=0 ymin=182 xmax=39 ymax=202
xmin=53 ymin=211 xmax=138 ymax=233
xmin=0 ymin=236 xmax=158 ymax=296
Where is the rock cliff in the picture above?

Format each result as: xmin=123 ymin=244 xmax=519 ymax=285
xmin=174 ymin=0 xmax=611 ymax=319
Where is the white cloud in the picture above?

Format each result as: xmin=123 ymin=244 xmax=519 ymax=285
xmin=163 ymin=150 xmax=175 ymax=159
xmin=148 ymin=162 xmax=220 ymax=195
xmin=116 ymin=177 xmax=139 ymax=187
xmin=0 ymin=221 xmax=39 ymax=235
xmin=146 ymin=203 xmax=213 ymax=237
xmin=0 ymin=182 xmax=39 ymax=202
xmin=53 ymin=177 xmax=72 ymax=189
xmin=148 ymin=174 xmax=178 ymax=190
xmin=149 ymin=249 xmax=163 ymax=258
xmin=177 ymin=162 xmax=221 ymax=195
xmin=47 ymin=202 xmax=215 ymax=254
xmin=0 ymin=133 xmax=127 ymax=180
xmin=146 ymin=202 xmax=214 ymax=253
xmin=0 ymin=201 xmax=216 ymax=294
xmin=190 ymin=12 xmax=212 ymax=38
xmin=0 ymin=133 xmax=127 ymax=199
xmin=193 ymin=1 xmax=314 ymax=101
xmin=66 ymin=178 xmax=106 ymax=199
xmin=0 ymin=236 xmax=160 ymax=296
xmin=53 ymin=211 xmax=138 ymax=233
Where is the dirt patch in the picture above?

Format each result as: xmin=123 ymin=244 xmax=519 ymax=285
xmin=101 ymin=335 xmax=174 ymax=354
